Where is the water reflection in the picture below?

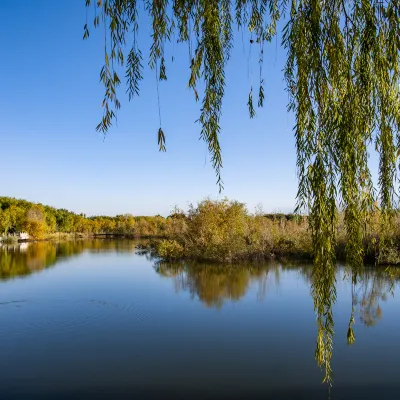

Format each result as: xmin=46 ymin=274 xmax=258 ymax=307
xmin=345 ymin=267 xmax=397 ymax=351
xmin=154 ymin=259 xmax=399 ymax=386
xmin=0 ymin=240 xmax=399 ymax=393
xmin=353 ymin=268 xmax=393 ymax=327
xmin=155 ymin=261 xmax=278 ymax=308
xmin=0 ymin=239 xmax=137 ymax=280
xmin=154 ymin=260 xmax=398 ymax=319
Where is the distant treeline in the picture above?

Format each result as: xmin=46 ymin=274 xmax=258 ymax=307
xmin=0 ymin=196 xmax=177 ymax=239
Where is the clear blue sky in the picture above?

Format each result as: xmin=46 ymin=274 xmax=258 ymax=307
xmin=1 ymin=0 xmax=302 ymax=216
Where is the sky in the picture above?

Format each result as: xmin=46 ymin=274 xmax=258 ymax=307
xmin=2 ymin=0 xmax=302 ymax=217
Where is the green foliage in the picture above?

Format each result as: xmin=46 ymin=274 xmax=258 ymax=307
xmin=0 ymin=209 xmax=12 ymax=235
xmin=247 ymin=86 xmax=256 ymax=118
xmin=157 ymin=239 xmax=184 ymax=259
xmin=183 ymin=199 xmax=250 ymax=261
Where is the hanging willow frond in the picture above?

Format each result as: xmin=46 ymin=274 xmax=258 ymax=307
xmin=158 ymin=127 xmax=166 ymax=152
xmin=84 ymin=0 xmax=400 ymax=384
xmin=258 ymin=79 xmax=264 ymax=108
xmin=247 ymin=86 xmax=256 ymax=118
xmin=126 ymin=47 xmax=143 ymax=99
xmin=159 ymin=57 xmax=167 ymax=80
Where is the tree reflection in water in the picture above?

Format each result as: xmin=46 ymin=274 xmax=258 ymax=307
xmin=0 ymin=239 xmax=137 ymax=280
xmin=154 ymin=259 xmax=399 ymax=386
xmin=154 ymin=261 xmax=282 ymax=308
xmin=0 ymin=241 xmax=398 ymax=388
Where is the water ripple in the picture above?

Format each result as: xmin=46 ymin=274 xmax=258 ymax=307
xmin=0 ymin=297 xmax=151 ymax=337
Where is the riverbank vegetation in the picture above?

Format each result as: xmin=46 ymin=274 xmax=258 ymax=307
xmin=155 ymin=199 xmax=400 ymax=265
xmin=1 ymin=196 xmax=400 ymax=265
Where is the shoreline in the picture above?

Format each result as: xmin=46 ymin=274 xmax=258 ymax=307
xmin=1 ymin=234 xmax=398 ymax=267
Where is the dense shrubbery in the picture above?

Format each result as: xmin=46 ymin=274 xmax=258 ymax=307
xmin=156 ymin=199 xmax=312 ymax=262
xmin=156 ymin=199 xmax=400 ymax=264
xmin=156 ymin=240 xmax=184 ymax=260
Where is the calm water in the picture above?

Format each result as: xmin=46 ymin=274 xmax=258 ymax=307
xmin=0 ymin=240 xmax=399 ymax=400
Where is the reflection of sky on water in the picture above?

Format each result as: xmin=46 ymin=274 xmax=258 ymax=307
xmin=0 ymin=240 xmax=399 ymax=399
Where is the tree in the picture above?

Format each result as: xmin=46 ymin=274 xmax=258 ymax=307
xmin=45 ymin=212 xmax=57 ymax=233
xmin=73 ymin=214 xmax=92 ymax=234
xmin=84 ymin=0 xmax=399 ymax=384
xmin=55 ymin=209 xmax=75 ymax=233
xmin=0 ymin=205 xmax=25 ymax=234
xmin=23 ymin=205 xmax=48 ymax=239
xmin=115 ymin=214 xmax=136 ymax=234
xmin=0 ymin=210 xmax=11 ymax=235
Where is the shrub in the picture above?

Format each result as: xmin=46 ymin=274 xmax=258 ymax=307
xmin=157 ymin=240 xmax=184 ymax=260
xmin=183 ymin=198 xmax=249 ymax=262
xmin=156 ymin=199 xmax=314 ymax=262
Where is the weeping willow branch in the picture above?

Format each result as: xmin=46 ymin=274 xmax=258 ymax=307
xmin=84 ymin=0 xmax=400 ymax=385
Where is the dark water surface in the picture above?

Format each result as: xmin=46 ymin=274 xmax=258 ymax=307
xmin=0 ymin=240 xmax=399 ymax=400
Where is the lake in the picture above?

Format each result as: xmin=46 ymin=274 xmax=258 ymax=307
xmin=0 ymin=240 xmax=399 ymax=399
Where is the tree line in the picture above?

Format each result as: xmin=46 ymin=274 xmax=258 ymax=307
xmin=0 ymin=196 xmax=178 ymax=239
